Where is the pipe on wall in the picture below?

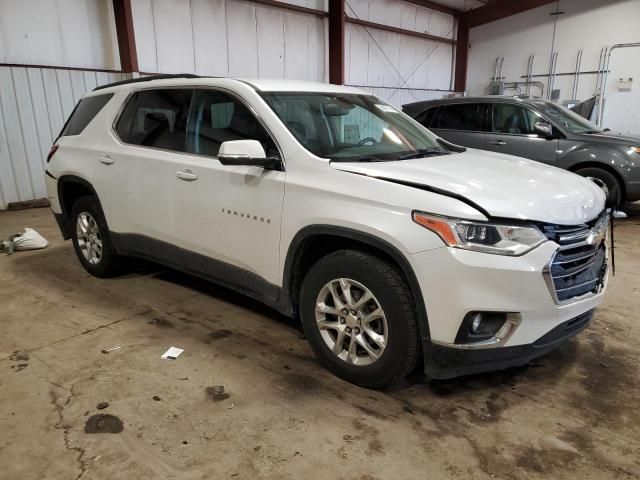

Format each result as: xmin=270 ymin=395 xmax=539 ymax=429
xmin=598 ymin=42 xmax=640 ymax=126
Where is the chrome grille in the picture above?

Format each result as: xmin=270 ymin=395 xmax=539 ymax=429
xmin=542 ymin=213 xmax=608 ymax=303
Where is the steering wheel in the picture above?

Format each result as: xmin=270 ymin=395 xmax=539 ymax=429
xmin=357 ymin=137 xmax=377 ymax=146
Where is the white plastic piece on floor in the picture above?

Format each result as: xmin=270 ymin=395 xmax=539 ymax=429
xmin=12 ymin=228 xmax=49 ymax=250
xmin=161 ymin=346 xmax=184 ymax=360
xmin=613 ymin=210 xmax=628 ymax=219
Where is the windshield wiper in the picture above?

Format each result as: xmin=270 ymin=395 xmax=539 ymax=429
xmin=398 ymin=148 xmax=448 ymax=160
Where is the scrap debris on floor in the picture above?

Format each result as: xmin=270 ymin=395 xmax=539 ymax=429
xmin=1 ymin=206 xmax=639 ymax=479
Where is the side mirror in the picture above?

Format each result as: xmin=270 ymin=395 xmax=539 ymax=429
xmin=534 ymin=121 xmax=554 ymax=138
xmin=218 ymin=140 xmax=280 ymax=169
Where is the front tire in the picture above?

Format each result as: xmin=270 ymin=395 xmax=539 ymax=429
xmin=70 ymin=196 xmax=121 ymax=278
xmin=575 ymin=167 xmax=623 ymax=208
xmin=299 ymin=250 xmax=419 ymax=388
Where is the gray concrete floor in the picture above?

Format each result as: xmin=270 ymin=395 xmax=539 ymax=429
xmin=0 ymin=206 xmax=639 ymax=480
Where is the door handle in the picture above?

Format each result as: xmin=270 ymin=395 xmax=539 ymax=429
xmin=489 ymin=140 xmax=507 ymax=146
xmin=176 ymin=169 xmax=198 ymax=181
xmin=98 ymin=155 xmax=114 ymax=165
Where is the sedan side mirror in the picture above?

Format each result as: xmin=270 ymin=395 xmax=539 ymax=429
xmin=218 ymin=140 xmax=281 ymax=169
xmin=534 ymin=121 xmax=554 ymax=138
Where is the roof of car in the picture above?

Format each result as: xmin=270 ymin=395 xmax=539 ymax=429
xmin=402 ymin=95 xmax=550 ymax=116
xmin=91 ymin=74 xmax=367 ymax=96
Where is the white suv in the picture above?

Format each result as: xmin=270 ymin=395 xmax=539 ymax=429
xmin=45 ymin=75 xmax=609 ymax=387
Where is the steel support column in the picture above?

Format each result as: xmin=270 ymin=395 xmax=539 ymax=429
xmin=328 ymin=0 xmax=345 ymax=85
xmin=112 ymin=0 xmax=139 ymax=73
xmin=454 ymin=12 xmax=469 ymax=92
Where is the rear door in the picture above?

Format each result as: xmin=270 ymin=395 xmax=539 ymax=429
xmin=427 ymin=103 xmax=487 ymax=149
xmin=485 ymin=103 xmax=559 ymax=164
xmin=111 ymin=87 xmax=193 ymax=243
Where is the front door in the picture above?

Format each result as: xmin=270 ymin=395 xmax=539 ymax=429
xmin=171 ymin=88 xmax=285 ymax=294
xmin=485 ymin=103 xmax=559 ymax=164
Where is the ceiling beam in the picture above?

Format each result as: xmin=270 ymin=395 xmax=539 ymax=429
xmin=468 ymin=0 xmax=558 ymax=28
xmin=402 ymin=0 xmax=460 ymax=17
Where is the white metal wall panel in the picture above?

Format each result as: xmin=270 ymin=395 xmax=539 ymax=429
xmin=131 ymin=0 xmax=327 ymax=81
xmin=0 ymin=0 xmax=120 ymax=70
xmin=0 ymin=66 xmax=127 ymax=210
xmin=153 ymin=0 xmax=196 ymax=74
xmin=346 ymin=24 xmax=453 ymax=91
xmin=227 ymin=1 xmax=260 ymax=77
xmin=345 ymin=0 xmax=455 ymax=93
xmin=257 ymin=8 xmax=286 ymax=78
xmin=192 ymin=0 xmax=230 ymax=76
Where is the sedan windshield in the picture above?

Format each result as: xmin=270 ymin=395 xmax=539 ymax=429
xmin=534 ymin=101 xmax=603 ymax=134
xmin=261 ymin=92 xmax=448 ymax=161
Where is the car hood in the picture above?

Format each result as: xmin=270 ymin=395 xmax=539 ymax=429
xmin=331 ymin=149 xmax=606 ymax=225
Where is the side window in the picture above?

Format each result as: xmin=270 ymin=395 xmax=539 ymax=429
xmin=115 ymin=89 xmax=192 ymax=152
xmin=432 ymin=104 xmax=483 ymax=131
xmin=60 ymin=93 xmax=114 ymax=137
xmin=492 ymin=104 xmax=540 ymax=135
xmin=415 ymin=107 xmax=438 ymax=128
xmin=186 ymin=90 xmax=278 ymax=158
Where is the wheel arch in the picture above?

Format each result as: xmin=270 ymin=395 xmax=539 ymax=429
xmin=282 ymin=225 xmax=430 ymax=339
xmin=567 ymin=161 xmax=626 ymax=201
xmin=56 ymin=175 xmax=101 ymax=239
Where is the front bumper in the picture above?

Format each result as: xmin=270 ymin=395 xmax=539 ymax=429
xmin=423 ymin=309 xmax=594 ymax=379
xmin=410 ymin=241 xmax=607 ymax=378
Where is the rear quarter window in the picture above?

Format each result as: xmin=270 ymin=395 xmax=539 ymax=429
xmin=60 ymin=93 xmax=114 ymax=137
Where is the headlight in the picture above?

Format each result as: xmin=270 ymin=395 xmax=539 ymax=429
xmin=412 ymin=211 xmax=546 ymax=256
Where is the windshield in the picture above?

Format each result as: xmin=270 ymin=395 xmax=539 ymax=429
xmin=261 ymin=92 xmax=448 ymax=161
xmin=534 ymin=101 xmax=603 ymax=134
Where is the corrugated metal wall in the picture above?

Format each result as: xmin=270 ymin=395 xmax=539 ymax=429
xmin=131 ymin=0 xmax=328 ymax=81
xmin=0 ymin=66 xmax=128 ymax=210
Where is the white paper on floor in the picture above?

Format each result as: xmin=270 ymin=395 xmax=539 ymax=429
xmin=161 ymin=346 xmax=184 ymax=360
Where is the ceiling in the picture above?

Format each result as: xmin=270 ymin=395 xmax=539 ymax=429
xmin=427 ymin=0 xmax=488 ymax=11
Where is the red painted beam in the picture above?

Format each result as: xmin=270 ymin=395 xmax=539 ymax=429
xmin=403 ymin=0 xmax=460 ymax=17
xmin=346 ymin=17 xmax=456 ymax=44
xmin=468 ymin=0 xmax=558 ymax=28
xmin=244 ymin=0 xmax=327 ymax=17
xmin=112 ymin=0 xmax=138 ymax=72
xmin=328 ymin=0 xmax=345 ymax=85
xmin=454 ymin=12 xmax=469 ymax=91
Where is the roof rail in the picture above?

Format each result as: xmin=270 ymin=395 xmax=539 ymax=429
xmin=93 ymin=73 xmax=202 ymax=91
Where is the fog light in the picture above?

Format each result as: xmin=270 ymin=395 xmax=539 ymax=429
xmin=456 ymin=311 xmax=509 ymax=344
xmin=471 ymin=313 xmax=483 ymax=333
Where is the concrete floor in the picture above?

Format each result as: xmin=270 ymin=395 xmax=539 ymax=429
xmin=0 ymin=206 xmax=639 ymax=480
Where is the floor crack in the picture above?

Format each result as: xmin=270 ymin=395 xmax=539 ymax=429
xmin=49 ymin=379 xmax=92 ymax=480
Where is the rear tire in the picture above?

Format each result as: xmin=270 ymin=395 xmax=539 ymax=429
xmin=575 ymin=167 xmax=623 ymax=208
xmin=299 ymin=250 xmax=419 ymax=389
xmin=70 ymin=196 xmax=122 ymax=278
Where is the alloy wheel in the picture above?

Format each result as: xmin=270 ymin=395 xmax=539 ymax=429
xmin=76 ymin=212 xmax=103 ymax=265
xmin=315 ymin=278 xmax=388 ymax=366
